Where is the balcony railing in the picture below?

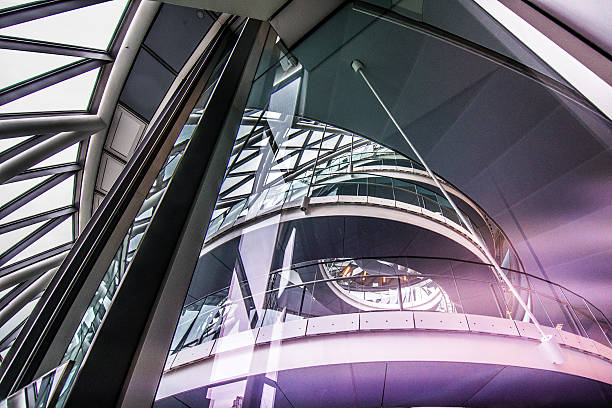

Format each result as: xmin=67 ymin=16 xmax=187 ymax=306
xmin=169 ymin=256 xmax=612 ymax=355
xmin=206 ymin=171 xmax=485 ymax=243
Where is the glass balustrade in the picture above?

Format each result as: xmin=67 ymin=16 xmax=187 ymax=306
xmin=206 ymin=172 xmax=484 ymax=244
xmin=168 ymin=256 xmax=612 ymax=356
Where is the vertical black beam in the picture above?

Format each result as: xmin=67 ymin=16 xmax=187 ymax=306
xmin=0 ymin=20 xmax=230 ymax=400
xmin=63 ymin=20 xmax=264 ymax=408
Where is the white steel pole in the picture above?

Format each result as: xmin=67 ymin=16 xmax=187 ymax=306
xmin=351 ymin=59 xmax=556 ymax=345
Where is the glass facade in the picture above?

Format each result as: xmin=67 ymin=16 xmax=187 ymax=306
xmin=1 ymin=1 xmax=611 ymax=407
xmin=154 ymin=19 xmax=611 ymax=407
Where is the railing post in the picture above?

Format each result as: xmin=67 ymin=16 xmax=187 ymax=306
xmin=397 ymin=277 xmax=403 ymax=311
xmin=298 ymin=285 xmax=307 ymax=317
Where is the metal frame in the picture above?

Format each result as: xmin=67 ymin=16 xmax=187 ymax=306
xmin=0 ymin=0 xmax=109 ymax=29
xmin=0 ymin=131 xmax=89 ymax=184
xmin=0 ymin=171 xmax=76 ymax=220
xmin=0 ymin=135 xmax=55 ymax=164
xmin=0 ymin=215 xmax=69 ymax=267
xmin=0 ymin=115 xmax=104 ymax=139
xmin=0 ymin=245 xmax=69 ymax=280
xmin=0 ymin=16 xmax=240 ymax=400
xmin=0 ymin=206 xmax=77 ymax=235
xmin=0 ymin=35 xmax=111 ymax=60
xmin=0 ymin=59 xmax=109 ymax=107
xmin=8 ymin=163 xmax=81 ymax=183
xmin=352 ymin=1 xmax=607 ymax=120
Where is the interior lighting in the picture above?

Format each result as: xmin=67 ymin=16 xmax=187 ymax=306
xmin=341 ymin=265 xmax=353 ymax=277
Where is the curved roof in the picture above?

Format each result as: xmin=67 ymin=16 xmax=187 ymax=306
xmin=0 ymin=0 xmax=131 ymax=358
xmin=0 ymin=0 xmax=610 ymax=361
xmin=0 ymin=0 xmax=222 ymax=359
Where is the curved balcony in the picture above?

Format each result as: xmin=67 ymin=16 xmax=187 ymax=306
xmin=206 ymin=171 xmax=489 ymax=249
xmin=168 ymin=256 xmax=612 ymax=357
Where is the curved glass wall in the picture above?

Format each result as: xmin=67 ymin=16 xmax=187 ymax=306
xmin=205 ymin=111 xmax=493 ymax=255
xmin=162 ymin=22 xmax=612 ymax=372
xmin=156 ymin=13 xmax=612 ymax=407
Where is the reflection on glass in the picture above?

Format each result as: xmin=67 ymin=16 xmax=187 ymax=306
xmin=55 ymin=58 xmax=228 ymax=407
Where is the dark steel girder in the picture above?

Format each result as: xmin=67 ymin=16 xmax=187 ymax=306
xmin=0 ymin=215 xmax=69 ymax=267
xmin=0 ymin=278 xmax=38 ymax=311
xmin=0 ymin=59 xmax=108 ymax=107
xmin=0 ymin=35 xmax=112 ymax=61
xmin=7 ymin=163 xmax=81 ymax=183
xmin=0 ymin=206 xmax=76 ymax=235
xmin=0 ymin=171 xmax=75 ymax=221
xmin=0 ymin=244 xmax=71 ymax=279
xmin=0 ymin=135 xmax=55 ymax=165
xmin=0 ymin=0 xmax=110 ymax=29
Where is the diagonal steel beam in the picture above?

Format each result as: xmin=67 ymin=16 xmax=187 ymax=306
xmin=0 ymin=0 xmax=110 ymax=29
xmin=0 ymin=215 xmax=69 ymax=267
xmin=0 ymin=206 xmax=76 ymax=235
xmin=0 ymin=35 xmax=112 ymax=61
xmin=0 ymin=251 xmax=66 ymax=292
xmin=0 ymin=131 xmax=89 ymax=184
xmin=0 ymin=59 xmax=108 ymax=107
xmin=0 ymin=135 xmax=55 ymax=165
xmin=0 ymin=278 xmax=38 ymax=311
xmin=0 ymin=115 xmax=104 ymax=140
xmin=0 ymin=244 xmax=70 ymax=279
xmin=0 ymin=172 xmax=75 ymax=221
xmin=7 ymin=163 xmax=81 ymax=183
xmin=0 ymin=267 xmax=57 ymax=329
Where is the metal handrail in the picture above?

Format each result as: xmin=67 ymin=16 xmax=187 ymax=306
xmin=172 ymin=256 xmax=611 ymax=354
xmin=206 ymin=170 xmax=486 ymax=239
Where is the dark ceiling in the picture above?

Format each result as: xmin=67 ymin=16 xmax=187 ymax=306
xmin=249 ymin=1 xmax=612 ymax=315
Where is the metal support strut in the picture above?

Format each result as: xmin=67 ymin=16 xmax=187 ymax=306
xmin=351 ymin=59 xmax=563 ymax=362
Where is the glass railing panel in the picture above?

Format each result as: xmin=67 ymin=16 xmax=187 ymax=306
xmin=170 ymin=298 xmax=206 ymax=353
xmin=528 ymin=279 xmax=580 ymax=334
xmin=421 ymin=195 xmax=442 ymax=214
xmin=168 ymin=257 xmax=609 ymax=356
xmin=562 ymin=288 xmax=601 ymax=340
xmin=262 ymin=284 xmax=305 ymax=326
xmin=400 ymin=275 xmax=459 ymax=313
xmin=393 ymin=186 xmax=420 ymax=207
xmin=530 ymin=291 xmax=555 ymax=327
xmin=299 ymin=279 xmax=362 ymax=318
xmin=453 ymin=277 xmax=505 ymax=318
xmin=586 ymin=307 xmax=612 ymax=347
xmin=368 ymin=179 xmax=394 ymax=201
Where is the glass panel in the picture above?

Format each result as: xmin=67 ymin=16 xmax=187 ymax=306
xmin=31 ymin=142 xmax=79 ymax=168
xmin=0 ymin=136 xmax=32 ymax=154
xmin=1 ymin=175 xmax=75 ymax=223
xmin=453 ymin=277 xmax=503 ymax=318
xmin=6 ymin=217 xmax=72 ymax=265
xmin=529 ymin=279 xmax=579 ymax=333
xmin=0 ymin=175 xmax=50 ymax=207
xmin=0 ymin=220 xmax=45 ymax=255
xmin=361 ymin=0 xmax=570 ymax=86
xmin=0 ymin=0 xmax=128 ymax=50
xmin=0 ymin=49 xmax=80 ymax=90
xmin=0 ymin=68 xmax=100 ymax=114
